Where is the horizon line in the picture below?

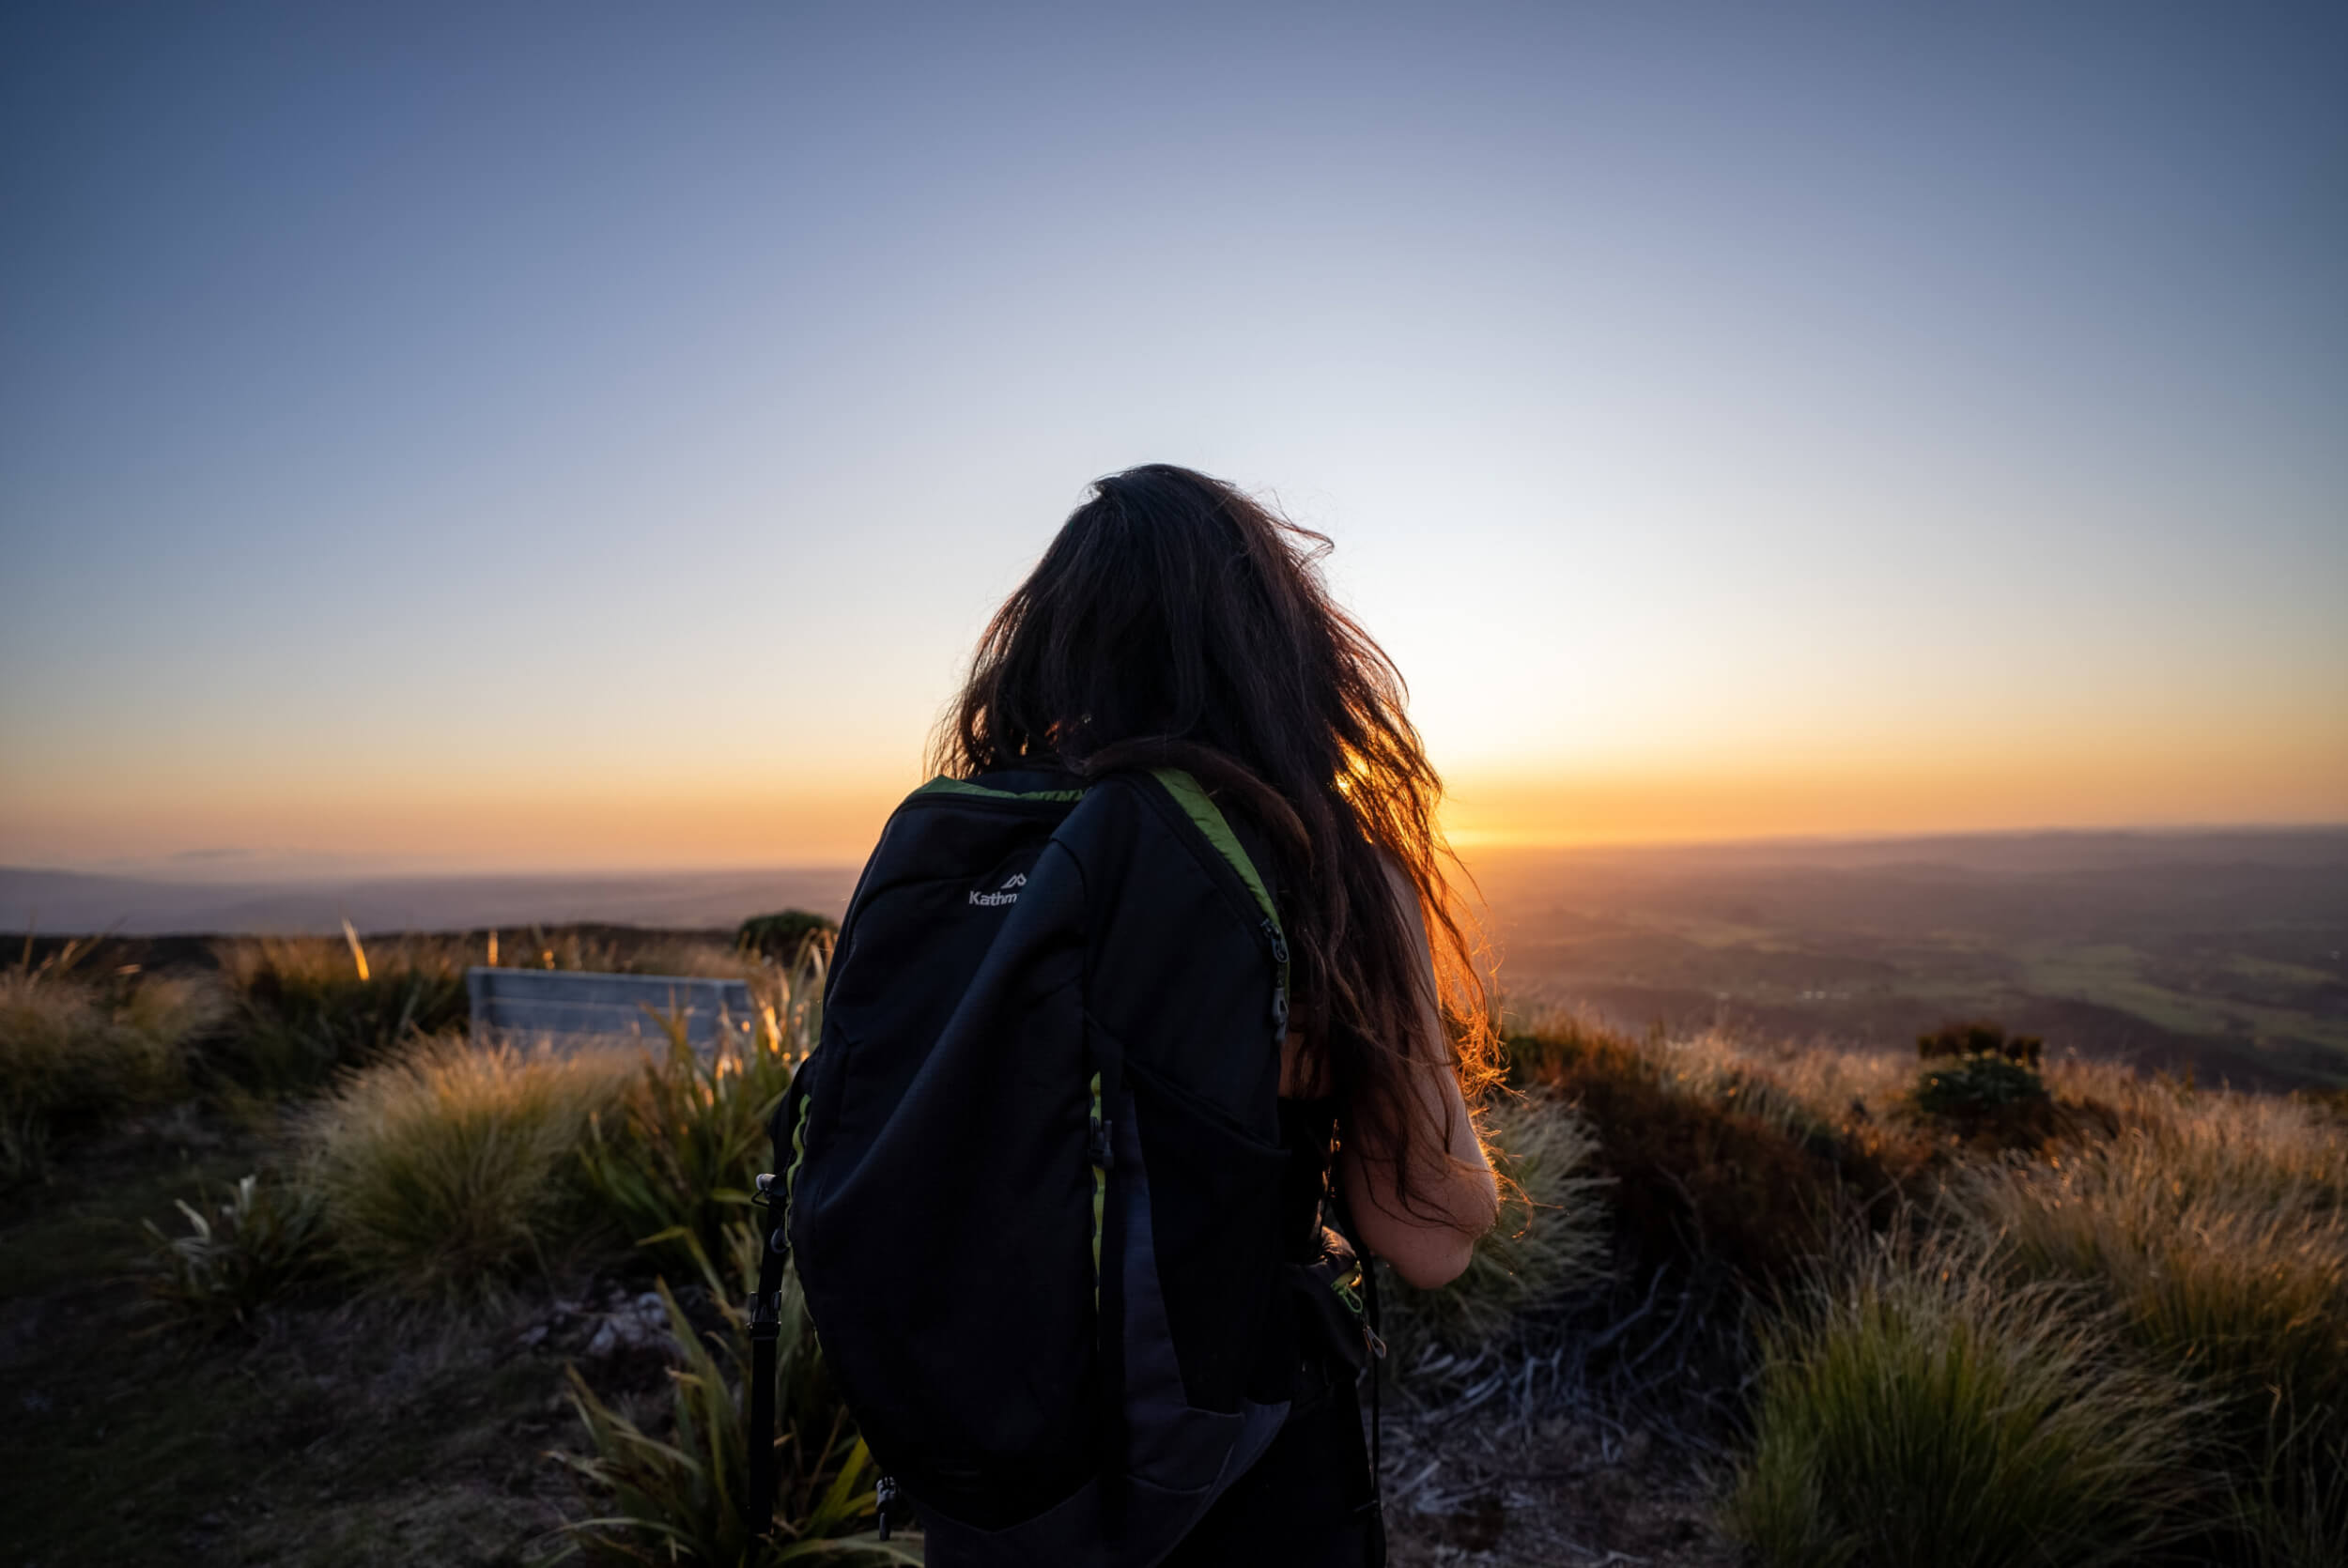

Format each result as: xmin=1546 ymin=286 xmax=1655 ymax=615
xmin=10 ymin=816 xmax=2347 ymax=887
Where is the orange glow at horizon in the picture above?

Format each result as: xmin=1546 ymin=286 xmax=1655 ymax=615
xmin=8 ymin=723 xmax=2342 ymax=877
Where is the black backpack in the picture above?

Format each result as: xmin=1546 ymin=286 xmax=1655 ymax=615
xmin=746 ymin=766 xmax=1377 ymax=1565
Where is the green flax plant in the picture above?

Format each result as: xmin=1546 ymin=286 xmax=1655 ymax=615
xmin=140 ymin=1171 xmax=329 ymax=1330
xmin=579 ymin=944 xmax=824 ymax=1279
xmin=553 ymin=1222 xmax=913 ymax=1566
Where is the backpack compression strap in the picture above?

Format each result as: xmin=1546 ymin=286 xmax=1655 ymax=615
xmin=745 ymin=1083 xmax=811 ymax=1538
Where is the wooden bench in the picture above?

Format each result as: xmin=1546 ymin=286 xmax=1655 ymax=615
xmin=465 ymin=967 xmax=758 ymax=1054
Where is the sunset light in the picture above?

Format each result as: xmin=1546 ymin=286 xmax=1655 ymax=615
xmin=4 ymin=6 xmax=2341 ymax=878
xmin=5 ymin=9 xmax=2344 ymax=1565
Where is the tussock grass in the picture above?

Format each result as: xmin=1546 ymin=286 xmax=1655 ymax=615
xmin=0 ymin=959 xmax=221 ymax=1182
xmin=1390 ymin=1092 xmax=1609 ymax=1353
xmin=301 ymin=1037 xmax=637 ymax=1301
xmin=1961 ymin=1117 xmax=2348 ymax=1561
xmin=1728 ymin=1234 xmax=2198 ymax=1568
xmin=1653 ymin=1026 xmax=1913 ymax=1136
xmin=214 ymin=935 xmax=471 ymax=1096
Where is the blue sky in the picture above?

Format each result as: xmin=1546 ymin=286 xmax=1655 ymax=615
xmin=3 ymin=2 xmax=2342 ymax=871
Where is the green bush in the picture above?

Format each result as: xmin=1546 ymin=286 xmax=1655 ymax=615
xmin=301 ymin=1037 xmax=637 ymax=1302
xmin=1 ymin=958 xmax=218 ymax=1183
xmin=1918 ymin=1019 xmax=2043 ymax=1067
xmin=1387 ymin=1093 xmax=1609 ymax=1354
xmin=141 ymin=1172 xmax=328 ymax=1330
xmin=734 ymin=910 xmax=838 ymax=964
xmin=214 ymin=935 xmax=469 ymax=1097
xmin=1912 ymin=1052 xmax=2053 ymax=1143
xmin=1728 ymin=1237 xmax=2197 ymax=1568
xmin=555 ymin=1225 xmax=915 ymax=1566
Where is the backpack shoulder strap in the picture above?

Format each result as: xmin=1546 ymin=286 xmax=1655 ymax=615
xmin=1143 ymin=768 xmax=1290 ymax=1038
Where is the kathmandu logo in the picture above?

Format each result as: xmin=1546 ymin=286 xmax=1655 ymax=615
xmin=969 ymin=871 xmax=1027 ymax=908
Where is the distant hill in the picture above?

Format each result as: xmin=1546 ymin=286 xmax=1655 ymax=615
xmin=1472 ymin=826 xmax=2348 ymax=1091
xmin=0 ymin=865 xmax=859 ymax=937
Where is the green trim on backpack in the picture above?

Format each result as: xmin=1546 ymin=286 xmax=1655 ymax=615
xmin=915 ymin=776 xmax=1090 ymax=803
xmin=781 ymin=1089 xmax=814 ymax=1237
xmin=1150 ymin=768 xmax=1289 ymax=1008
xmin=1149 ymin=769 xmax=1282 ymax=935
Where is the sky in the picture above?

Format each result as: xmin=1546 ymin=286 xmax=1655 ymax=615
xmin=3 ymin=1 xmax=2343 ymax=875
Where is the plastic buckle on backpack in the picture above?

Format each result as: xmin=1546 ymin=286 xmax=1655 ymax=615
xmin=1088 ymin=1114 xmax=1115 ymax=1170
xmin=746 ymin=1292 xmax=780 ymax=1342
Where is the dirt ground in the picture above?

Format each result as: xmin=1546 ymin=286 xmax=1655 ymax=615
xmin=1381 ymin=1411 xmax=1747 ymax=1568
xmin=4 ymin=1112 xmax=1753 ymax=1567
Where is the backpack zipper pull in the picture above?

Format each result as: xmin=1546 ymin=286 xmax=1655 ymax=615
xmin=875 ymin=1473 xmax=899 ymax=1540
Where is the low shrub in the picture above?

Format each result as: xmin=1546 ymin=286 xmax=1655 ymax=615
xmin=1918 ymin=1018 xmax=2043 ymax=1067
xmin=1388 ymin=1092 xmax=1609 ymax=1353
xmin=1727 ymin=1236 xmax=2197 ymax=1568
xmin=1911 ymin=1051 xmax=2055 ymax=1145
xmin=1 ymin=958 xmax=219 ymax=1183
xmin=214 ymin=935 xmax=469 ymax=1097
xmin=554 ymin=1225 xmax=914 ymax=1566
xmin=734 ymin=910 xmax=839 ymax=964
xmin=301 ymin=1038 xmax=637 ymax=1302
xmin=141 ymin=1171 xmax=328 ymax=1330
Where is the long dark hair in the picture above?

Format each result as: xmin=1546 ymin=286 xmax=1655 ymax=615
xmin=934 ymin=463 xmax=1495 ymax=1216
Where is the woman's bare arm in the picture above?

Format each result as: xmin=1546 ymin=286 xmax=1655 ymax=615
xmin=1330 ymin=859 xmax=1499 ymax=1290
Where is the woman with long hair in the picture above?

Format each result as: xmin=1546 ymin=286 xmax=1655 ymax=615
xmin=932 ymin=462 xmax=1502 ymax=1561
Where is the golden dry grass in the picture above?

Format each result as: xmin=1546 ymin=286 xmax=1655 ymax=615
xmin=300 ymin=1036 xmax=639 ymax=1301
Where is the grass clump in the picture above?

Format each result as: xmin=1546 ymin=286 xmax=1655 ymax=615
xmin=1 ymin=952 xmax=220 ymax=1183
xmin=1964 ymin=1119 xmax=2348 ymax=1562
xmin=555 ymin=1226 xmax=915 ymax=1566
xmin=1389 ymin=1092 xmax=1609 ymax=1353
xmin=1728 ymin=1236 xmax=2196 ymax=1568
xmin=215 ymin=934 xmax=470 ymax=1097
xmin=301 ymin=1037 xmax=636 ymax=1301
